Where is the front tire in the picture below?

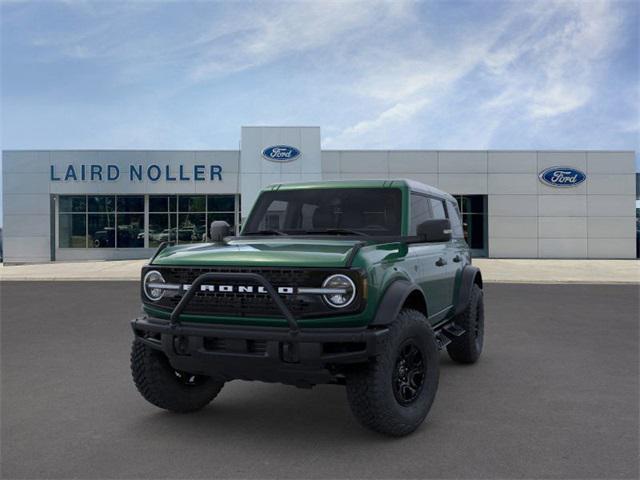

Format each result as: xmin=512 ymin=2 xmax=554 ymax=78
xmin=131 ymin=340 xmax=224 ymax=413
xmin=447 ymin=283 xmax=484 ymax=364
xmin=345 ymin=309 xmax=440 ymax=436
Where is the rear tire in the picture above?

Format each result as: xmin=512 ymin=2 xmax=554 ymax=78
xmin=447 ymin=283 xmax=484 ymax=364
xmin=131 ymin=340 xmax=224 ymax=413
xmin=345 ymin=309 xmax=439 ymax=436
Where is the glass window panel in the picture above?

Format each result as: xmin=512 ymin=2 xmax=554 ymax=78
xmin=117 ymin=195 xmax=144 ymax=212
xmin=207 ymin=195 xmax=235 ymax=212
xmin=300 ymin=204 xmax=318 ymax=231
xmin=447 ymin=201 xmax=464 ymax=239
xmin=116 ymin=213 xmax=144 ymax=247
xmin=410 ymin=194 xmax=432 ymax=235
xmin=169 ymin=195 xmax=177 ymax=212
xmin=429 ymin=198 xmax=447 ymax=219
xmin=59 ymin=196 xmax=86 ymax=213
xmin=149 ymin=213 xmax=174 ymax=247
xmin=59 ymin=214 xmax=86 ymax=247
xmin=178 ymin=195 xmax=206 ymax=212
xmin=462 ymin=213 xmax=485 ymax=249
xmin=149 ymin=196 xmax=168 ymax=212
xmin=255 ymin=200 xmax=288 ymax=231
xmin=178 ymin=213 xmax=206 ymax=243
xmin=456 ymin=195 xmax=485 ymax=215
xmin=467 ymin=195 xmax=485 ymax=214
xmin=244 ymin=189 xmax=402 ymax=236
xmin=88 ymin=196 xmax=115 ymax=213
xmin=88 ymin=213 xmax=115 ymax=248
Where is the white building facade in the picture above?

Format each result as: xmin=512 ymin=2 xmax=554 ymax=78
xmin=2 ymin=126 xmax=637 ymax=263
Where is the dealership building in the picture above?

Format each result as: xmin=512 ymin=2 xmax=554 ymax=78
xmin=1 ymin=126 xmax=637 ymax=263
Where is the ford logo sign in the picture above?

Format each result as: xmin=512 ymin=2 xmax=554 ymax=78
xmin=538 ymin=166 xmax=586 ymax=188
xmin=261 ymin=145 xmax=301 ymax=162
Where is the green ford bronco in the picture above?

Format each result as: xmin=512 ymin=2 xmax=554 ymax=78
xmin=130 ymin=179 xmax=484 ymax=436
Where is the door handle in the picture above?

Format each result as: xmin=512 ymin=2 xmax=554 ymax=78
xmin=435 ymin=257 xmax=447 ymax=267
xmin=453 ymin=255 xmax=462 ymax=263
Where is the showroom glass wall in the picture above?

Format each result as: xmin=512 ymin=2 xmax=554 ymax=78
xmin=58 ymin=194 xmax=239 ymax=249
xmin=57 ymin=192 xmax=483 ymax=253
xmin=453 ymin=195 xmax=487 ymax=256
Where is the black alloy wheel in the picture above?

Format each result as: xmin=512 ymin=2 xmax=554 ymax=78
xmin=392 ymin=340 xmax=426 ymax=405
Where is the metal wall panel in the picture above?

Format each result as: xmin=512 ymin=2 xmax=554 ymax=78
xmin=2 ymin=143 xmax=636 ymax=262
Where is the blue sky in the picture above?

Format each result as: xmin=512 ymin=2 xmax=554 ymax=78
xmin=1 ymin=0 xmax=639 ymax=223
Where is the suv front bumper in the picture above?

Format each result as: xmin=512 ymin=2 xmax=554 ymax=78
xmin=134 ymin=269 xmax=387 ymax=386
xmin=131 ymin=316 xmax=388 ymax=386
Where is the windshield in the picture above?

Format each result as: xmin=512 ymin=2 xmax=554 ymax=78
xmin=242 ymin=188 xmax=402 ymax=236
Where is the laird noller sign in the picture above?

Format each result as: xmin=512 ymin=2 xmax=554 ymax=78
xmin=50 ymin=163 xmax=223 ymax=182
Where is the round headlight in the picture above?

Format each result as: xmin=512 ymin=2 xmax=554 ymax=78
xmin=143 ymin=270 xmax=165 ymax=302
xmin=322 ymin=274 xmax=356 ymax=308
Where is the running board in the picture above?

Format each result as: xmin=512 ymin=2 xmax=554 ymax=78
xmin=443 ymin=323 xmax=465 ymax=337
xmin=435 ymin=323 xmax=466 ymax=350
xmin=435 ymin=332 xmax=452 ymax=349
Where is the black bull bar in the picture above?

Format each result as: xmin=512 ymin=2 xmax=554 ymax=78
xmin=169 ymin=271 xmax=300 ymax=334
xmin=133 ymin=271 xmax=390 ymax=384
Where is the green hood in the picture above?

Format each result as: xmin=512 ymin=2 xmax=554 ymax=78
xmin=151 ymin=238 xmax=363 ymax=268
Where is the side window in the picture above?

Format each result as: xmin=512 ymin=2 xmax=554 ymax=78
xmin=429 ymin=198 xmax=447 ymax=220
xmin=447 ymin=200 xmax=464 ymax=238
xmin=410 ymin=193 xmax=432 ymax=235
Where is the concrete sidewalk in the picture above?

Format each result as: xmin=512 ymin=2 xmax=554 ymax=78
xmin=0 ymin=258 xmax=638 ymax=284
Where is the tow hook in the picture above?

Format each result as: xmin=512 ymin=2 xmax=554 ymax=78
xmin=173 ymin=335 xmax=190 ymax=355
xmin=281 ymin=342 xmax=299 ymax=363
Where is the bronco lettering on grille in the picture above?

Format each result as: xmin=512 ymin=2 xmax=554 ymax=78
xmin=185 ymin=284 xmax=296 ymax=295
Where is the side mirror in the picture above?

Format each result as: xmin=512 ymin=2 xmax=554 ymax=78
xmin=417 ymin=219 xmax=452 ymax=242
xmin=209 ymin=220 xmax=231 ymax=242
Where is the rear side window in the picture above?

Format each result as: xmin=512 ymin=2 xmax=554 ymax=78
xmin=446 ymin=200 xmax=464 ymax=238
xmin=410 ymin=194 xmax=432 ymax=235
xmin=429 ymin=198 xmax=447 ymax=220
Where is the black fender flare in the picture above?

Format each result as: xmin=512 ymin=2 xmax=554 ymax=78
xmin=370 ymin=279 xmax=427 ymax=326
xmin=454 ymin=265 xmax=483 ymax=316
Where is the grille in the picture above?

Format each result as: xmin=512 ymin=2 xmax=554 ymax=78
xmin=146 ymin=266 xmax=362 ymax=319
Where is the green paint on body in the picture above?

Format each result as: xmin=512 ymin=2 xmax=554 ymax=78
xmin=142 ymin=179 xmax=470 ymax=328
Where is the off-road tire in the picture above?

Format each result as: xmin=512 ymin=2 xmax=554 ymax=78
xmin=345 ymin=309 xmax=439 ymax=436
xmin=447 ymin=283 xmax=484 ymax=364
xmin=131 ymin=340 xmax=224 ymax=413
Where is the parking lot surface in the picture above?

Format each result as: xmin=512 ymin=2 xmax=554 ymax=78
xmin=1 ymin=282 xmax=638 ymax=479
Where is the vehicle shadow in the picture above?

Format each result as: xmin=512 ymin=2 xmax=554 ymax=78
xmin=128 ymin=358 xmax=460 ymax=446
xmin=130 ymin=382 xmax=391 ymax=444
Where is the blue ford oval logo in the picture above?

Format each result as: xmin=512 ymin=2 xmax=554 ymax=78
xmin=261 ymin=145 xmax=301 ymax=162
xmin=538 ymin=166 xmax=586 ymax=188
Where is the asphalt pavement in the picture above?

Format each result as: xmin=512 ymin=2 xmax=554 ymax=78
xmin=1 ymin=282 xmax=638 ymax=479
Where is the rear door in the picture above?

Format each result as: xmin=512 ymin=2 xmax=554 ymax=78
xmin=428 ymin=197 xmax=458 ymax=311
xmin=446 ymin=199 xmax=469 ymax=306
xmin=407 ymin=193 xmax=452 ymax=322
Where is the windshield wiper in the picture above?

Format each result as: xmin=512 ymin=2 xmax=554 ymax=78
xmin=243 ymin=229 xmax=287 ymax=236
xmin=305 ymin=228 xmax=367 ymax=236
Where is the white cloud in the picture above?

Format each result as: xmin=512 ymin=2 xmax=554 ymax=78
xmin=333 ymin=98 xmax=430 ymax=140
xmin=189 ymin=1 xmax=411 ymax=80
xmin=21 ymin=0 xmax=413 ymax=81
xmin=325 ymin=0 xmax=628 ymax=147
xmin=3 ymin=0 xmax=636 ymax=153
